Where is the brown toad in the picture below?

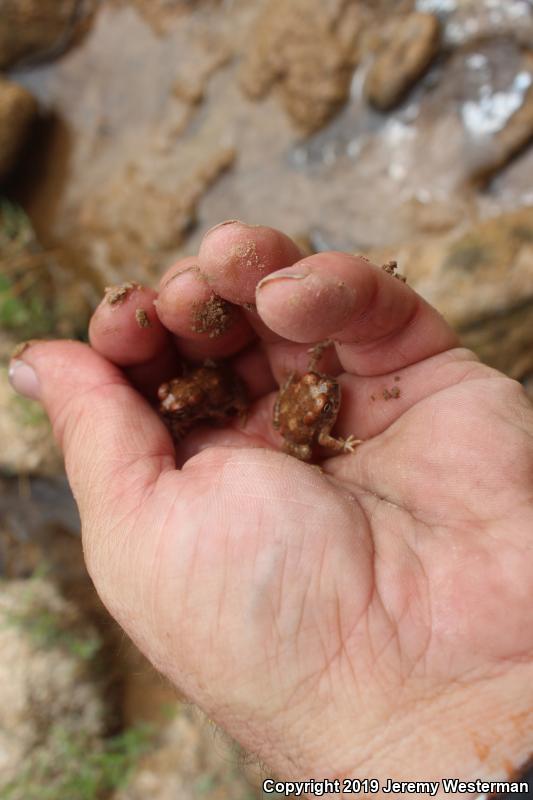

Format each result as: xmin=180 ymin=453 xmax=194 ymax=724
xmin=273 ymin=342 xmax=361 ymax=462
xmin=158 ymin=361 xmax=248 ymax=442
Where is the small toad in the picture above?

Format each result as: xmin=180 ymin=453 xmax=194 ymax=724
xmin=158 ymin=361 xmax=248 ymax=442
xmin=273 ymin=342 xmax=362 ymax=462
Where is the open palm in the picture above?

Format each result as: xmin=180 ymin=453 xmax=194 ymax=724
xmin=11 ymin=222 xmax=533 ymax=789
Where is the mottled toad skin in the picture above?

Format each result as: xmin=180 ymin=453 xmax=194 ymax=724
xmin=158 ymin=362 xmax=248 ymax=441
xmin=273 ymin=343 xmax=361 ymax=462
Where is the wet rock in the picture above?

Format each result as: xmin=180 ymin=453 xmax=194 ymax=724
xmin=468 ymin=53 xmax=533 ymax=184
xmin=370 ymin=208 xmax=533 ymax=380
xmin=424 ymin=0 xmax=533 ymax=50
xmin=365 ymin=12 xmax=441 ymax=111
xmin=0 ymin=576 xmax=105 ymax=789
xmin=13 ymin=0 xmax=533 ymax=278
xmin=240 ymin=0 xmax=365 ymax=134
xmin=402 ymin=196 xmax=465 ymax=235
xmin=0 ymin=77 xmax=37 ymax=178
xmin=79 ymin=146 xmax=235 ymax=255
xmin=130 ymin=0 xmax=216 ymax=35
xmin=0 ymin=0 xmax=81 ymax=69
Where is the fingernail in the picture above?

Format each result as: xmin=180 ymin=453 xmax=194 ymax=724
xmin=257 ymin=273 xmax=308 ymax=291
xmin=8 ymin=360 xmax=41 ymax=401
xmin=203 ymin=219 xmax=243 ymax=238
xmin=160 ymin=264 xmax=200 ymax=290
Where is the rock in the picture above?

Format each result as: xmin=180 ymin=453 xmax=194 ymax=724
xmin=369 ymin=208 xmax=533 ymax=380
xmin=240 ymin=0 xmax=365 ymax=134
xmin=79 ymin=146 xmax=236 ymax=254
xmin=0 ymin=0 xmax=80 ymax=69
xmin=0 ymin=476 xmax=82 ymax=580
xmin=129 ymin=0 xmax=215 ymax=35
xmin=0 ymin=577 xmax=106 ymax=789
xmin=365 ymin=12 xmax=441 ymax=111
xmin=0 ymin=77 xmax=37 ymax=178
xmin=424 ymin=0 xmax=533 ymax=50
xmin=402 ymin=197 xmax=464 ymax=235
xmin=467 ymin=53 xmax=533 ymax=184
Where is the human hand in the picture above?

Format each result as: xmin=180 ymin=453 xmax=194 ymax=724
xmin=9 ymin=222 xmax=533 ymax=794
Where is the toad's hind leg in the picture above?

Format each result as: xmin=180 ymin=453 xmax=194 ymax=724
xmin=318 ymin=431 xmax=362 ymax=454
xmin=307 ymin=340 xmax=334 ymax=372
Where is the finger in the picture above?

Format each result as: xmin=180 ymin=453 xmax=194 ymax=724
xmin=89 ymin=282 xmax=179 ymax=399
xmin=327 ymin=348 xmax=486 ymax=442
xmin=8 ymin=341 xmax=176 ymax=521
xmin=173 ymin=424 xmax=270 ymax=468
xmin=256 ymin=253 xmax=459 ymax=375
xmin=326 ymin=365 xmax=530 ymax=525
xmin=125 ymin=347 xmax=182 ymax=402
xmin=230 ymin=345 xmax=277 ymax=399
xmin=89 ymin=282 xmax=169 ymax=366
xmin=156 ymin=259 xmax=255 ymax=360
xmin=231 ymin=390 xmax=354 ymax=461
xmin=263 ymin=340 xmax=343 ymax=385
xmin=239 ymin=351 xmax=487 ymax=465
xmin=92 ymin=269 xmax=274 ymax=411
xmin=198 ymin=220 xmax=302 ymax=305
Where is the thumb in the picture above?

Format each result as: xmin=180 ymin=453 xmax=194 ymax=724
xmin=8 ymin=341 xmax=176 ymax=522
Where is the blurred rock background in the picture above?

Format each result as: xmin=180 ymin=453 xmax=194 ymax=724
xmin=2 ymin=0 xmax=533 ymax=797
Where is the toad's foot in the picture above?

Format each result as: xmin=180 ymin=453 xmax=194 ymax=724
xmin=342 ymin=434 xmax=363 ymax=453
xmin=318 ymin=432 xmax=362 ymax=454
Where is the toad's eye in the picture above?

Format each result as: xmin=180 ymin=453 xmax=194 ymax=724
xmin=323 ymin=402 xmax=332 ymax=413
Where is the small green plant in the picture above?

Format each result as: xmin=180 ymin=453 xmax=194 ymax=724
xmin=159 ymin=701 xmax=180 ymax=721
xmin=0 ymin=725 xmax=152 ymax=800
xmin=4 ymin=602 xmax=100 ymax=660
xmin=0 ymin=198 xmax=34 ymax=252
xmin=194 ymin=773 xmax=217 ymax=794
xmin=0 ymin=273 xmax=55 ymax=336
xmin=1 ymin=579 xmax=101 ymax=661
xmin=9 ymin=393 xmax=48 ymax=427
xmin=0 ymin=198 xmax=57 ymax=339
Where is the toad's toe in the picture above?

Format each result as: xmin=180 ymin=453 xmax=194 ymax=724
xmin=343 ymin=435 xmax=363 ymax=453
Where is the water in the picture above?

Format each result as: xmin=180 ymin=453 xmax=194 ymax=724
xmin=6 ymin=0 xmax=532 ymax=278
